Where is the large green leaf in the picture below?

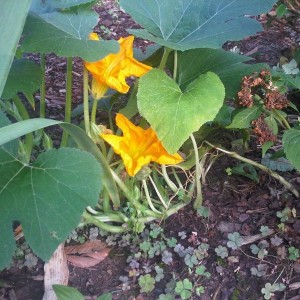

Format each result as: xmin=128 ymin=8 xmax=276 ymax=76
xmin=1 ymin=59 xmax=42 ymax=99
xmin=283 ymin=128 xmax=300 ymax=172
xmin=120 ymin=0 xmax=276 ymax=51
xmin=0 ymin=118 xmax=120 ymax=209
xmin=0 ymin=0 xmax=32 ymax=97
xmin=227 ymin=105 xmax=263 ymax=129
xmin=0 ymin=147 xmax=102 ymax=269
xmin=137 ymin=69 xmax=225 ymax=153
xmin=22 ymin=3 xmax=119 ymax=61
xmin=31 ymin=0 xmax=96 ymax=12
xmin=175 ymin=49 xmax=267 ymax=98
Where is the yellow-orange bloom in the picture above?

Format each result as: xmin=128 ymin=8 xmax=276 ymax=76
xmin=84 ymin=34 xmax=152 ymax=98
xmin=101 ymin=114 xmax=183 ymax=176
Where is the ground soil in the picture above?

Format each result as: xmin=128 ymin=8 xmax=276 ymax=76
xmin=1 ymin=1 xmax=300 ymax=299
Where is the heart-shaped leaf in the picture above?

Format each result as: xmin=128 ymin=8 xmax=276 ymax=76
xmin=22 ymin=8 xmax=119 ymax=61
xmin=0 ymin=147 xmax=102 ymax=269
xmin=138 ymin=69 xmax=225 ymax=153
xmin=120 ymin=0 xmax=276 ymax=51
xmin=174 ymin=49 xmax=267 ymax=98
xmin=1 ymin=59 xmax=42 ymax=99
xmin=283 ymin=128 xmax=300 ymax=172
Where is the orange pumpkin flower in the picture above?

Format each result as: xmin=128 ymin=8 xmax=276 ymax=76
xmin=101 ymin=114 xmax=183 ymax=176
xmin=84 ymin=34 xmax=152 ymax=98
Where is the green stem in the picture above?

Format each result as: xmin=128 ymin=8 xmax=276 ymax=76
xmin=82 ymin=210 xmax=127 ymax=233
xmin=83 ymin=66 xmax=90 ymax=136
xmin=91 ymin=84 xmax=107 ymax=124
xmin=61 ymin=57 xmax=73 ymax=147
xmin=171 ymin=167 xmax=184 ymax=189
xmin=173 ymin=50 xmax=178 ymax=81
xmin=149 ymin=176 xmax=168 ymax=209
xmin=102 ymin=189 xmax=111 ymax=213
xmin=190 ymin=133 xmax=203 ymax=209
xmin=161 ymin=165 xmax=179 ymax=193
xmin=142 ymin=180 xmax=163 ymax=214
xmin=204 ymin=140 xmax=299 ymax=198
xmin=158 ymin=47 xmax=172 ymax=70
xmin=12 ymin=95 xmax=33 ymax=161
xmin=91 ymin=99 xmax=99 ymax=124
xmin=110 ymin=170 xmax=161 ymax=218
xmin=273 ymin=109 xmax=291 ymax=130
xmin=40 ymin=54 xmax=46 ymax=118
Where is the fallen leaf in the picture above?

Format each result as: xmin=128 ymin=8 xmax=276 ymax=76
xmin=65 ymin=240 xmax=110 ymax=268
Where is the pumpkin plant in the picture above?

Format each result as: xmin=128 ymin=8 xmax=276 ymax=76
xmin=2 ymin=0 xmax=299 ymax=272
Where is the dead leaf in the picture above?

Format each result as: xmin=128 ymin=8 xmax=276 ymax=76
xmin=65 ymin=240 xmax=110 ymax=268
xmin=289 ymin=282 xmax=300 ymax=291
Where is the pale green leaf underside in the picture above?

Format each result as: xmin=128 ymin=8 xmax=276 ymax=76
xmin=138 ymin=69 xmax=225 ymax=153
xmin=227 ymin=105 xmax=262 ymax=129
xmin=22 ymin=11 xmax=119 ymax=61
xmin=0 ymin=0 xmax=31 ymax=97
xmin=0 ymin=111 xmax=18 ymax=156
xmin=283 ymin=129 xmax=300 ymax=172
xmin=120 ymin=0 xmax=277 ymax=50
xmin=2 ymin=59 xmax=42 ymax=99
xmin=0 ymin=147 xmax=102 ymax=269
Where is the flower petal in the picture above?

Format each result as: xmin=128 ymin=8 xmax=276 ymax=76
xmin=101 ymin=114 xmax=183 ymax=176
xmin=85 ymin=35 xmax=152 ymax=94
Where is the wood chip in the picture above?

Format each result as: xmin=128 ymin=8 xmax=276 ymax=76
xmin=43 ymin=243 xmax=69 ymax=300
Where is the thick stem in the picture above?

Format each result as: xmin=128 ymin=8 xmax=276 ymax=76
xmin=40 ymin=54 xmax=46 ymax=119
xmin=61 ymin=57 xmax=73 ymax=147
xmin=12 ymin=95 xmax=33 ymax=162
xmin=83 ymin=66 xmax=90 ymax=136
xmin=173 ymin=50 xmax=178 ymax=81
xmin=190 ymin=134 xmax=203 ymax=209
xmin=82 ymin=210 xmax=127 ymax=233
xmin=205 ymin=141 xmax=299 ymax=198
xmin=142 ymin=180 xmax=163 ymax=214
xmin=161 ymin=165 xmax=179 ymax=193
xmin=158 ymin=47 xmax=172 ymax=70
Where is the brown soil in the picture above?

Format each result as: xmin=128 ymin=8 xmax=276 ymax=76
xmin=1 ymin=1 xmax=300 ymax=299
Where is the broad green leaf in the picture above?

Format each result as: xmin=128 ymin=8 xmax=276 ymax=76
xmin=0 ymin=0 xmax=31 ymax=97
xmin=0 ymin=111 xmax=18 ymax=156
xmin=53 ymin=285 xmax=85 ymax=300
xmin=227 ymin=105 xmax=263 ymax=129
xmin=175 ymin=49 xmax=267 ymax=98
xmin=261 ymin=153 xmax=294 ymax=172
xmin=22 ymin=11 xmax=119 ymax=61
xmin=230 ymin=163 xmax=259 ymax=183
xmin=283 ymin=128 xmax=300 ymax=172
xmin=0 ymin=147 xmax=102 ymax=269
xmin=1 ymin=59 xmax=42 ymax=100
xmin=31 ymin=0 xmax=96 ymax=12
xmin=120 ymin=0 xmax=276 ymax=51
xmin=138 ymin=69 xmax=225 ymax=153
xmin=213 ymin=105 xmax=235 ymax=127
xmin=0 ymin=118 xmax=120 ymax=209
